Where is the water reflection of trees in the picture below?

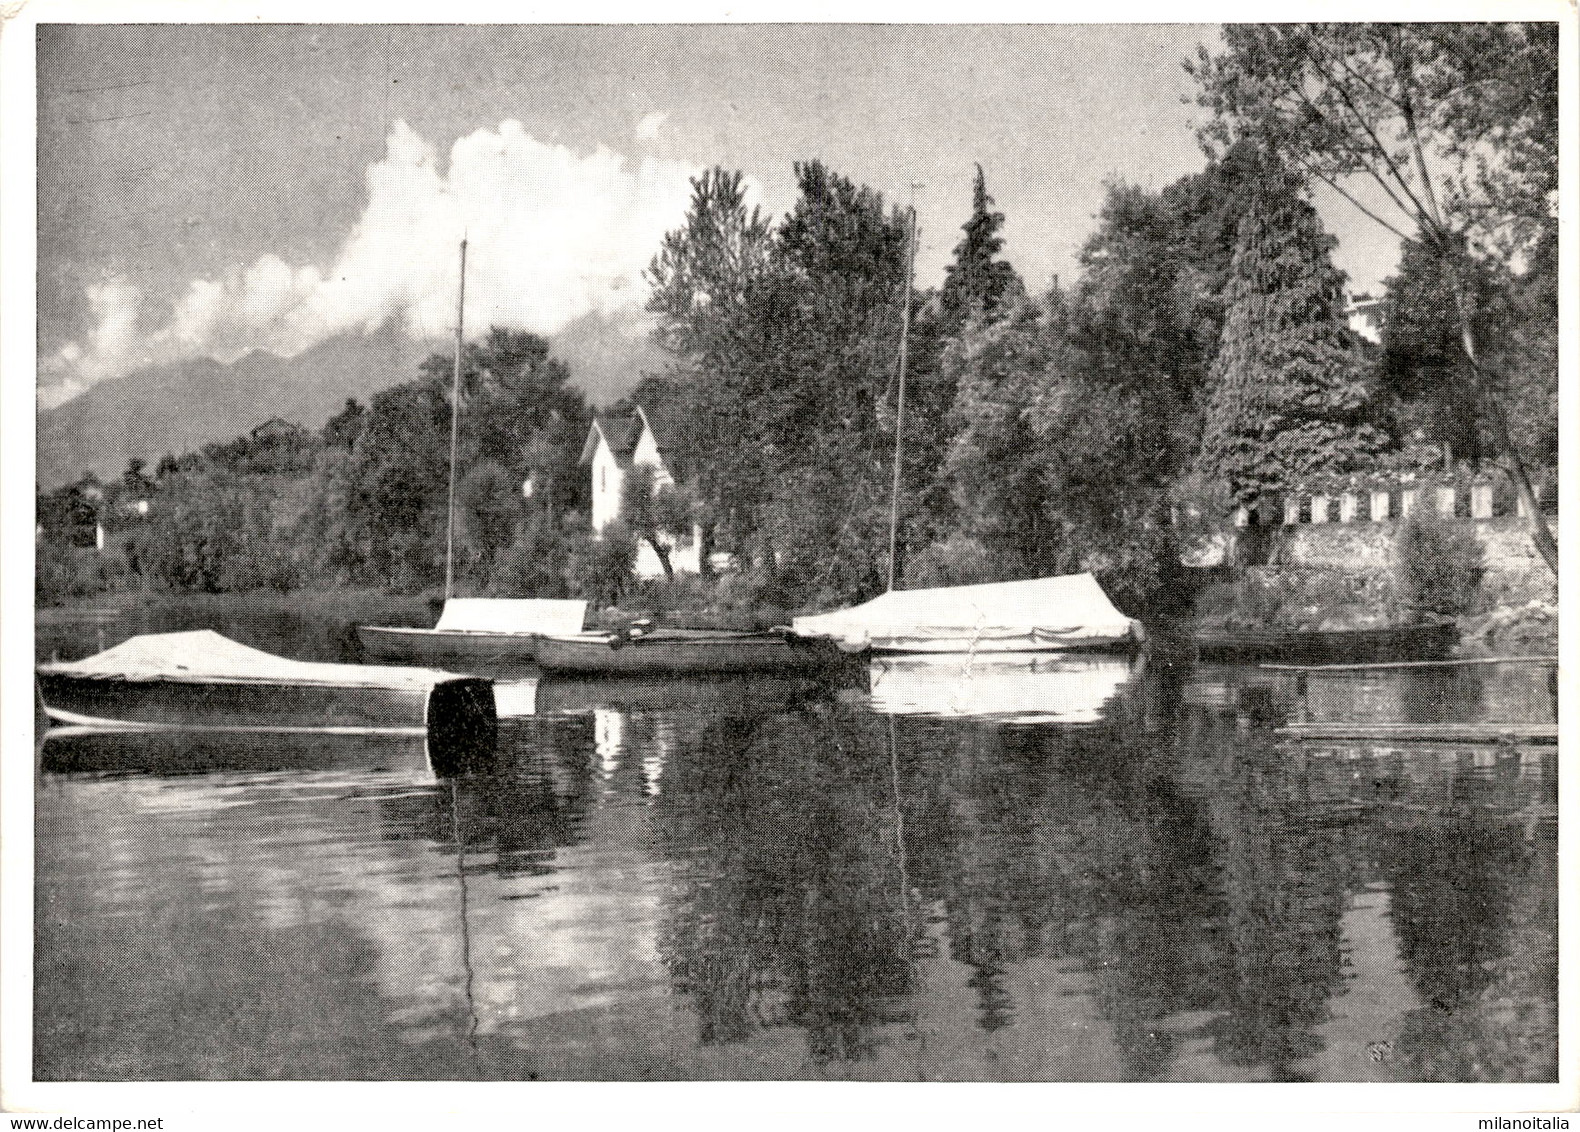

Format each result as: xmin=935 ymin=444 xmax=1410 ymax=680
xmin=1194 ymin=729 xmax=1355 ymax=1080
xmin=357 ymin=662 xmax=1555 ymax=1082
xmin=649 ymin=662 xmax=1554 ymax=1081
xmin=1385 ymin=809 xmax=1558 ymax=1082
xmin=657 ymin=704 xmax=919 ymax=1067
xmin=909 ymin=678 xmax=1360 ymax=1081
xmin=374 ymin=717 xmax=597 ymax=874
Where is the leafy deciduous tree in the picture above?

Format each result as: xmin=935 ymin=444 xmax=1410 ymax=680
xmin=619 ymin=462 xmax=696 ymax=581
xmin=644 ymin=161 xmax=914 ymax=605
xmin=458 ymin=459 xmax=522 ymax=578
xmin=944 ymin=296 xmax=1067 ymax=574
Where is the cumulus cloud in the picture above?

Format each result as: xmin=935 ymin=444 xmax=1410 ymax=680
xmin=38 ymin=277 xmax=149 ymax=408
xmin=41 ymin=120 xmax=716 ymax=405
xmin=636 ymin=111 xmax=668 ymax=143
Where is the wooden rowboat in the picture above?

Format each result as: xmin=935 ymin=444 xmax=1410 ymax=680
xmin=530 ymin=628 xmax=842 ymax=676
xmin=35 ymin=631 xmax=497 ymax=755
xmin=357 ymin=597 xmax=586 ymax=666
xmin=1192 ymin=621 xmax=1457 ymax=664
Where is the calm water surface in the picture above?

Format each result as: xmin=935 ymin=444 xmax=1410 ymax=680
xmin=34 ymin=609 xmax=1558 ymax=1081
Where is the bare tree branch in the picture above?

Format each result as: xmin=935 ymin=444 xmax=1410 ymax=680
xmin=1294 ymin=36 xmax=1435 ymax=224
xmin=1295 ymin=158 xmax=1412 ymax=243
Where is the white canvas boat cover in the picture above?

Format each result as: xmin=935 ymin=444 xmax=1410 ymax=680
xmin=434 ymin=598 xmax=587 ymax=635
xmin=39 ymin=630 xmax=463 ymax=691
xmin=790 ymin=573 xmax=1138 ymax=651
xmin=866 ymin=654 xmax=1136 ymax=722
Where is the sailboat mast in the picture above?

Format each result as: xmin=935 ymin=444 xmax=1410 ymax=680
xmin=444 ymin=237 xmax=468 ymax=601
xmin=887 ymin=201 xmax=917 ymax=593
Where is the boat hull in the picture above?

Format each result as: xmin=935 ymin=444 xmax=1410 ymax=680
xmin=790 ymin=573 xmax=1142 ymax=657
xmin=532 ymin=631 xmax=837 ymax=676
xmin=356 ymin=625 xmax=542 ymax=666
xmin=36 ymin=670 xmax=493 ymax=736
xmin=1193 ymin=621 xmax=1458 ymax=664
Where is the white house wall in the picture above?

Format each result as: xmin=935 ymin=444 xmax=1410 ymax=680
xmin=589 ymin=435 xmax=625 ymax=535
xmin=591 ymin=428 xmax=675 ymax=536
xmin=589 ymin=417 xmax=698 ymax=578
xmin=631 ymin=427 xmax=673 ymax=489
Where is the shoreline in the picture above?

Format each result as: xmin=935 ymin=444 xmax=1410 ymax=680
xmin=36 ymin=587 xmax=437 ymax=629
xmin=35 ymin=586 xmax=1554 ymax=659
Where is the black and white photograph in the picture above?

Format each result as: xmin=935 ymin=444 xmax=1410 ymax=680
xmin=2 ymin=4 xmax=1572 ymax=1124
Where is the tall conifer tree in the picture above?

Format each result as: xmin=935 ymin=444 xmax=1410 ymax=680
xmin=1196 ymin=164 xmax=1384 ymax=510
xmin=906 ymin=166 xmax=1025 ymax=556
xmin=938 ymin=164 xmax=1022 ymax=332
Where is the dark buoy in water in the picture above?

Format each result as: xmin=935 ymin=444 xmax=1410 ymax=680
xmin=426 ymin=677 xmax=498 ymax=778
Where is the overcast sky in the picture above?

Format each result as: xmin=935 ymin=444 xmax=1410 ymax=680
xmin=37 ymin=23 xmax=1403 ymax=407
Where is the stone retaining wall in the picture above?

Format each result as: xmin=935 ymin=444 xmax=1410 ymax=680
xmin=1284 ymin=515 xmax=1557 ymax=606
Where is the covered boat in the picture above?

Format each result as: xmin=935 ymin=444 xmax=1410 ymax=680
xmin=789 ymin=573 xmax=1143 ymax=655
xmin=35 ymin=631 xmax=497 ymax=753
xmin=531 ymin=628 xmax=841 ymax=676
xmin=357 ymin=597 xmax=587 ymax=665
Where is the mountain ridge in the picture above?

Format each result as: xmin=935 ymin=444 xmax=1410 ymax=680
xmin=36 ymin=312 xmax=667 ymax=487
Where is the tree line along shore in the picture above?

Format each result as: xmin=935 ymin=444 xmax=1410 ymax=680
xmin=36 ymin=26 xmax=1557 ymax=655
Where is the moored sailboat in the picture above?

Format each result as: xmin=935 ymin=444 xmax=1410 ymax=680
xmin=356 ymin=238 xmax=579 ymax=670
xmin=788 ymin=197 xmax=1144 ymax=659
xmin=357 ymin=597 xmax=587 ymax=665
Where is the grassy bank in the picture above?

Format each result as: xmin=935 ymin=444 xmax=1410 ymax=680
xmin=37 ymin=587 xmax=437 ymax=628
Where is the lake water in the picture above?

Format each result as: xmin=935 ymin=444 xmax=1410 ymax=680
xmin=33 ymin=607 xmax=1558 ymax=1082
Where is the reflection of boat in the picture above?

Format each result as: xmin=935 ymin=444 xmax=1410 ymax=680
xmin=35 ymin=630 xmax=496 ymax=753
xmin=865 ymin=652 xmax=1138 ymax=722
xmin=1193 ymin=621 xmax=1457 ymax=664
xmin=357 ymin=597 xmax=587 ymax=665
xmin=532 ymin=671 xmax=822 ymax=716
xmin=790 ymin=573 xmax=1144 ymax=655
xmin=531 ymin=628 xmax=839 ymax=676
xmin=491 ymin=678 xmax=541 ymax=718
xmin=1183 ymin=663 xmax=1284 ymax=712
xmin=38 ymin=725 xmax=443 ymax=778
